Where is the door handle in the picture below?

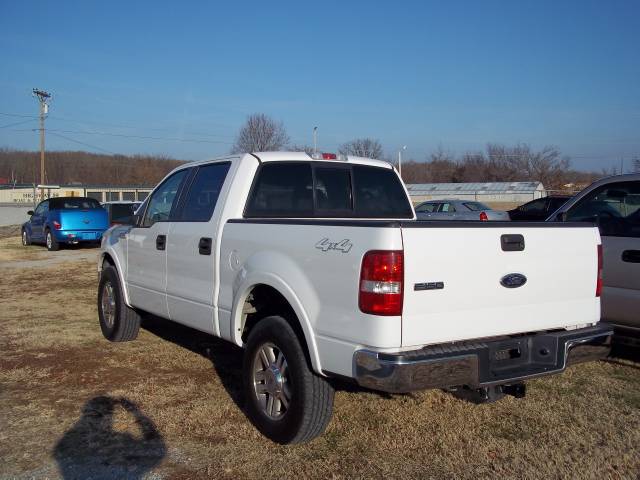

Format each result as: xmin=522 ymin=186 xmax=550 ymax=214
xmin=156 ymin=235 xmax=166 ymax=251
xmin=622 ymin=250 xmax=640 ymax=263
xmin=501 ymin=234 xmax=525 ymax=252
xmin=199 ymin=237 xmax=212 ymax=255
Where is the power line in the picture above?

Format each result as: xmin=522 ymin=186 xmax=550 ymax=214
xmin=0 ymin=118 xmax=38 ymax=129
xmin=20 ymin=127 xmax=235 ymax=145
xmin=48 ymin=132 xmax=116 ymax=154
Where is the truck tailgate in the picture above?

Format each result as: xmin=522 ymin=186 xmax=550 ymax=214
xmin=401 ymin=223 xmax=601 ymax=347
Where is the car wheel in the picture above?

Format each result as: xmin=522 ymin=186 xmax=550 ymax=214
xmin=98 ymin=265 xmax=140 ymax=342
xmin=45 ymin=229 xmax=59 ymax=251
xmin=22 ymin=229 xmax=31 ymax=246
xmin=243 ymin=315 xmax=334 ymax=444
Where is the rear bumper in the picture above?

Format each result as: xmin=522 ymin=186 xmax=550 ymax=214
xmin=53 ymin=229 xmax=104 ymax=242
xmin=353 ymin=323 xmax=613 ymax=393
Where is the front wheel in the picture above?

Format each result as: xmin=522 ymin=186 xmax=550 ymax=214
xmin=242 ymin=315 xmax=334 ymax=444
xmin=98 ymin=265 xmax=140 ymax=342
xmin=22 ymin=229 xmax=31 ymax=246
xmin=45 ymin=229 xmax=59 ymax=251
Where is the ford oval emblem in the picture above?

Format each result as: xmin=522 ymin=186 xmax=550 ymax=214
xmin=500 ymin=273 xmax=527 ymax=288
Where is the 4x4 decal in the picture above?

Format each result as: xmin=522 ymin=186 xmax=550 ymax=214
xmin=315 ymin=238 xmax=353 ymax=253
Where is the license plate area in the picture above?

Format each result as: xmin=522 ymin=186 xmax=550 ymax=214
xmin=483 ymin=335 xmax=561 ymax=382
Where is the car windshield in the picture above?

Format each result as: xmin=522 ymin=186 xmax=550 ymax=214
xmin=463 ymin=202 xmax=490 ymax=211
xmin=49 ymin=198 xmax=102 ymax=209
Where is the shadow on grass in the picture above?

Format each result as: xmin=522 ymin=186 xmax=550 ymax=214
xmin=140 ymin=315 xmax=393 ymax=415
xmin=53 ymin=396 xmax=166 ymax=480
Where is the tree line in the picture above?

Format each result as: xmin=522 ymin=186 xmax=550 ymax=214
xmin=0 ymin=148 xmax=184 ymax=186
xmin=230 ymin=113 xmax=604 ymax=190
xmin=0 ymin=112 xmax=622 ymax=189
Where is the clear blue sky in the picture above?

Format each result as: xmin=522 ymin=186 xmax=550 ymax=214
xmin=1 ymin=0 xmax=639 ymax=171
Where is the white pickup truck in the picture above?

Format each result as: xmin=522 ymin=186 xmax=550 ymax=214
xmin=98 ymin=151 xmax=612 ymax=444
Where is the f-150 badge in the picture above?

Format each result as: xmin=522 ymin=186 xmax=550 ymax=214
xmin=315 ymin=238 xmax=353 ymax=253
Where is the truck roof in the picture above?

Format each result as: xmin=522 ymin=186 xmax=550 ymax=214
xmin=182 ymin=152 xmax=393 ymax=170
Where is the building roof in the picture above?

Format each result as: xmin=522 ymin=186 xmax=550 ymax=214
xmin=405 ymin=181 xmax=544 ymax=194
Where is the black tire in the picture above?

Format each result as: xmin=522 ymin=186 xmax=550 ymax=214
xmin=45 ymin=229 xmax=60 ymax=251
xmin=21 ymin=228 xmax=31 ymax=246
xmin=242 ymin=315 xmax=334 ymax=444
xmin=98 ymin=265 xmax=140 ymax=342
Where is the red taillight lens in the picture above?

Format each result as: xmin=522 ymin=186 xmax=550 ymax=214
xmin=596 ymin=244 xmax=603 ymax=297
xmin=322 ymin=152 xmax=337 ymax=159
xmin=53 ymin=220 xmax=62 ymax=230
xmin=479 ymin=211 xmax=488 ymax=221
xmin=359 ymin=250 xmax=404 ymax=316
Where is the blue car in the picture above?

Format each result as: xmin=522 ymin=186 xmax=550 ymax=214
xmin=22 ymin=197 xmax=109 ymax=251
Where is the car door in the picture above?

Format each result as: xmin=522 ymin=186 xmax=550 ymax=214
xmin=565 ymin=181 xmax=640 ymax=331
xmin=126 ymin=169 xmax=189 ymax=318
xmin=165 ymin=162 xmax=232 ymax=334
xmin=30 ymin=200 xmax=49 ymax=241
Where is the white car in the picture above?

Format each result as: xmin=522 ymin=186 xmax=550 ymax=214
xmin=548 ymin=174 xmax=640 ymax=348
xmin=98 ymin=151 xmax=612 ymax=444
xmin=415 ymin=199 xmax=510 ymax=221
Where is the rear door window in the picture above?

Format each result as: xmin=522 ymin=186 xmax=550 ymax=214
xmin=415 ymin=202 xmax=438 ymax=213
xmin=178 ymin=162 xmax=231 ymax=222
xmin=440 ymin=203 xmax=456 ymax=212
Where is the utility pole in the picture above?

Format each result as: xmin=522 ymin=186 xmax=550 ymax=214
xmin=32 ymin=88 xmax=51 ymax=200
xmin=313 ymin=126 xmax=318 ymax=154
xmin=398 ymin=145 xmax=407 ymax=180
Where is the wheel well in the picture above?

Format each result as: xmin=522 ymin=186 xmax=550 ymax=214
xmin=102 ymin=253 xmax=115 ymax=269
xmin=241 ymin=284 xmax=310 ymax=359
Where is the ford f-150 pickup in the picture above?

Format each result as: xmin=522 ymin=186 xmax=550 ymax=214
xmin=98 ymin=151 xmax=612 ymax=444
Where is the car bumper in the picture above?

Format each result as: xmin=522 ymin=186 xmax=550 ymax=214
xmin=53 ymin=230 xmax=104 ymax=242
xmin=353 ymin=323 xmax=613 ymax=393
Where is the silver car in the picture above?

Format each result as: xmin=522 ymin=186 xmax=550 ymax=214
xmin=548 ymin=173 xmax=640 ymax=347
xmin=415 ymin=199 xmax=511 ymax=221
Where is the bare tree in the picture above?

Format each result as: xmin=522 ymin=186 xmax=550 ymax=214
xmin=632 ymin=156 xmax=640 ymax=173
xmin=230 ymin=113 xmax=290 ymax=154
xmin=338 ymin=138 xmax=384 ymax=159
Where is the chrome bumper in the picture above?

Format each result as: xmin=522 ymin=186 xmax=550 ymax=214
xmin=353 ymin=323 xmax=613 ymax=393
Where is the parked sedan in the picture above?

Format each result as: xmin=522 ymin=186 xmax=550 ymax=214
xmin=101 ymin=201 xmax=142 ymax=226
xmin=508 ymin=195 xmax=571 ymax=221
xmin=548 ymin=174 xmax=640 ymax=347
xmin=22 ymin=197 xmax=109 ymax=251
xmin=415 ymin=200 xmax=510 ymax=221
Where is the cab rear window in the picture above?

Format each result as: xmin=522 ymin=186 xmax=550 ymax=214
xmin=244 ymin=162 xmax=412 ymax=218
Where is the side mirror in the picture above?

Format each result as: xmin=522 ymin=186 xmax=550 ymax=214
xmin=558 ymin=212 xmax=567 ymax=222
xmin=27 ymin=210 xmax=34 ymax=216
xmin=132 ymin=214 xmax=142 ymax=227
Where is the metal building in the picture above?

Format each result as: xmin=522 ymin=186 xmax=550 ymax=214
xmin=405 ymin=181 xmax=546 ymax=204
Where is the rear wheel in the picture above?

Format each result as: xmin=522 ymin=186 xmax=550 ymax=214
xmin=21 ymin=229 xmax=31 ymax=246
xmin=45 ymin=229 xmax=59 ymax=251
xmin=98 ymin=265 xmax=140 ymax=341
xmin=243 ymin=315 xmax=334 ymax=444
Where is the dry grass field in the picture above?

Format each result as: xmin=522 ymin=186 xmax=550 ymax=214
xmin=1 ymin=233 xmax=639 ymax=479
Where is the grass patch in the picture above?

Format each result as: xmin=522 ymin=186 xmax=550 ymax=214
xmin=0 ymin=234 xmax=639 ymax=479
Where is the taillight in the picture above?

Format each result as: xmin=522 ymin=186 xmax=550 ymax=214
xmin=359 ymin=250 xmax=404 ymax=316
xmin=596 ymin=244 xmax=603 ymax=297
xmin=479 ymin=211 xmax=488 ymax=221
xmin=53 ymin=220 xmax=62 ymax=230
